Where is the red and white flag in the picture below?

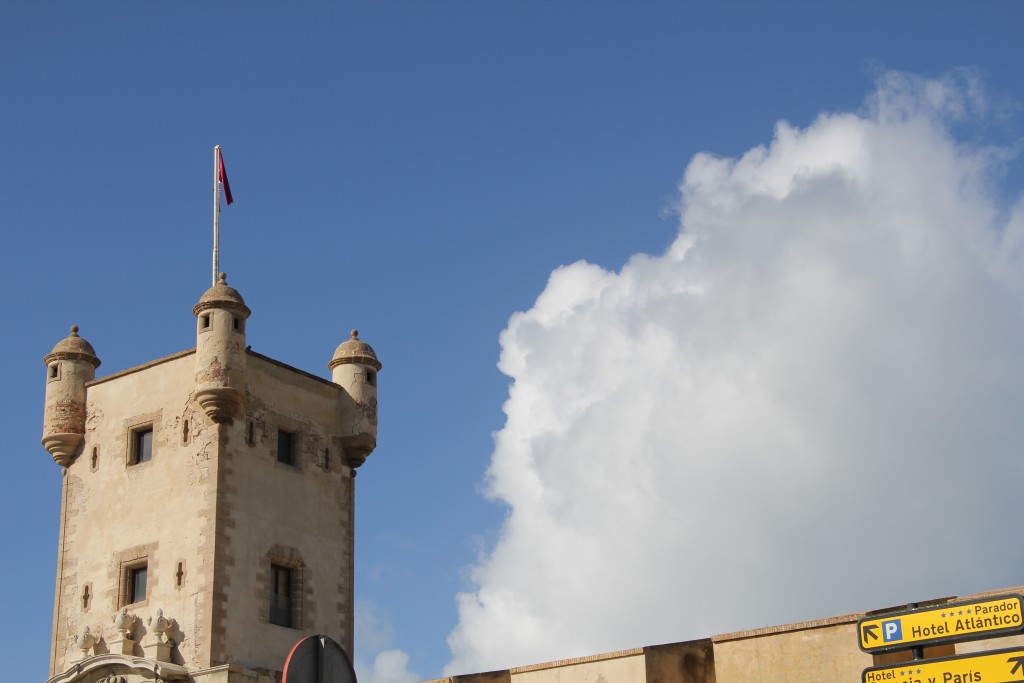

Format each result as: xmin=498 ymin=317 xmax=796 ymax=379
xmin=218 ymin=148 xmax=234 ymax=205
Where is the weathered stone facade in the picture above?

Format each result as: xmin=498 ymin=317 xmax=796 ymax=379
xmin=41 ymin=275 xmax=381 ymax=683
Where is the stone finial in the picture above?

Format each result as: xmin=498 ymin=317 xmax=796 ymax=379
xmin=148 ymin=608 xmax=170 ymax=643
xmin=113 ymin=607 xmax=137 ymax=639
xmin=143 ymin=608 xmax=176 ymax=663
xmin=76 ymin=626 xmax=97 ymax=655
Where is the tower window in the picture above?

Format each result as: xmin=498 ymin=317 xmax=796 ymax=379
xmin=200 ymin=314 xmax=211 ymax=329
xmin=269 ymin=564 xmax=293 ymax=627
xmin=129 ymin=566 xmax=147 ymax=603
xmin=120 ymin=563 xmax=148 ymax=606
xmin=277 ymin=429 xmax=295 ymax=466
xmin=233 ymin=316 xmax=244 ymax=332
xmin=115 ymin=544 xmax=155 ymax=608
xmin=48 ymin=364 xmax=59 ymax=380
xmin=366 ymin=370 xmax=377 ymax=387
xmin=90 ymin=447 xmax=99 ymax=472
xmin=264 ymin=545 xmax=305 ymax=629
xmin=132 ymin=427 xmax=153 ymax=464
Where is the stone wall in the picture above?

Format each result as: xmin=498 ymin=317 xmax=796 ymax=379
xmin=50 ymin=350 xmax=215 ymax=675
xmin=211 ymin=351 xmax=354 ymax=668
xmin=427 ymin=587 xmax=1024 ymax=683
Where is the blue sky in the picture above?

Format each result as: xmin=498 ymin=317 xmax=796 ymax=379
xmin=4 ymin=3 xmax=1024 ymax=682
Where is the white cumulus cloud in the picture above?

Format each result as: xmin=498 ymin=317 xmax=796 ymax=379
xmin=446 ymin=70 xmax=1024 ymax=675
xmin=355 ymin=600 xmax=419 ymax=683
xmin=357 ymin=649 xmax=419 ymax=683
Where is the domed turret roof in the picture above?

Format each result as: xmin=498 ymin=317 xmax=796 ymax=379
xmin=329 ymin=329 xmax=382 ymax=370
xmin=193 ymin=272 xmax=251 ymax=317
xmin=44 ymin=325 xmax=101 ymax=368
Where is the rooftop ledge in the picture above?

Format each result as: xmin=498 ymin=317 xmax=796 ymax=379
xmin=86 ymin=348 xmax=339 ymax=389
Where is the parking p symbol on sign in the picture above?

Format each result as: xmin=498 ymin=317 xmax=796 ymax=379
xmin=882 ymin=619 xmax=903 ymax=642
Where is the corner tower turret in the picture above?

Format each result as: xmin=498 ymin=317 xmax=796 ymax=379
xmin=41 ymin=326 xmax=101 ymax=467
xmin=193 ymin=272 xmax=250 ymax=423
xmin=329 ymin=329 xmax=382 ymax=468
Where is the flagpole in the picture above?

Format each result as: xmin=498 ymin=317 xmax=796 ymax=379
xmin=213 ymin=145 xmax=221 ymax=286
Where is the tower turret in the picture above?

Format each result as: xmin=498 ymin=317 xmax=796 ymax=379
xmin=329 ymin=329 xmax=382 ymax=468
xmin=41 ymin=325 xmax=101 ymax=466
xmin=193 ymin=272 xmax=250 ymax=423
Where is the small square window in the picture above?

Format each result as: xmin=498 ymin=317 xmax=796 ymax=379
xmin=277 ymin=429 xmax=295 ymax=466
xmin=269 ymin=564 xmax=292 ymax=627
xmin=48 ymin=364 xmax=59 ymax=380
xmin=366 ymin=370 xmax=376 ymax=387
xmin=129 ymin=566 xmax=148 ymax=604
xmin=132 ymin=427 xmax=153 ymax=465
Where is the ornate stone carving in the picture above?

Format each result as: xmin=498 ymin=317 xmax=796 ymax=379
xmin=43 ymin=433 xmax=84 ymax=467
xmin=142 ymin=608 xmax=177 ymax=663
xmin=147 ymin=608 xmax=172 ymax=643
xmin=75 ymin=626 xmax=97 ymax=656
xmin=112 ymin=607 xmax=137 ymax=639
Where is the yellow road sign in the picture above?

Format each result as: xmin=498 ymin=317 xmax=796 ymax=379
xmin=858 ymin=595 xmax=1024 ymax=653
xmin=863 ymin=647 xmax=1024 ymax=683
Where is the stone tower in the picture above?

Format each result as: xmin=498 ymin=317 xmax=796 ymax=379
xmin=41 ymin=275 xmax=381 ymax=683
